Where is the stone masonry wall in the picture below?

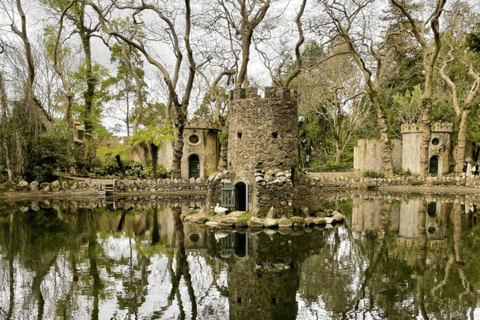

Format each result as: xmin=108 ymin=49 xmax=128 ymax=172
xmin=354 ymin=139 xmax=402 ymax=172
xmin=228 ymin=87 xmax=298 ymax=183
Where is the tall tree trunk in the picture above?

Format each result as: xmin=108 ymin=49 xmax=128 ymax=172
xmin=79 ymin=16 xmax=94 ymax=133
xmin=371 ymin=93 xmax=394 ymax=176
xmin=455 ymin=107 xmax=470 ymax=174
xmin=0 ymin=71 xmax=13 ymax=180
xmin=151 ymin=143 xmax=159 ymax=178
xmin=126 ymin=90 xmax=130 ymax=136
xmin=11 ymin=0 xmax=52 ymax=127
xmin=119 ymin=41 xmax=143 ymax=134
xmin=171 ymin=111 xmax=186 ymax=178
xmin=335 ymin=140 xmax=342 ymax=164
xmin=419 ymin=98 xmax=433 ymax=177
xmin=115 ymin=154 xmax=125 ymax=178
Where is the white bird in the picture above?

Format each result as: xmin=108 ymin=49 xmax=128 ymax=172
xmin=215 ymin=203 xmax=229 ymax=215
xmin=215 ymin=231 xmax=229 ymax=242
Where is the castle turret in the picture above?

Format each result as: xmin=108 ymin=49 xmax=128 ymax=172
xmin=228 ymin=87 xmax=298 ymax=182
xmin=400 ymin=122 xmax=452 ymax=177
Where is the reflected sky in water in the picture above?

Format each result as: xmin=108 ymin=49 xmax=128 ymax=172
xmin=1 ymin=195 xmax=480 ymax=319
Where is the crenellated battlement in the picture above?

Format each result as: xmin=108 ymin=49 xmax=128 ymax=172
xmin=400 ymin=123 xmax=424 ymax=133
xmin=401 ymin=122 xmax=453 ymax=134
xmin=186 ymin=119 xmax=221 ymax=130
xmin=432 ymin=122 xmax=453 ymax=133
xmin=229 ymin=87 xmax=298 ymax=102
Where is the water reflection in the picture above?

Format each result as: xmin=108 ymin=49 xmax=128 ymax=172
xmin=1 ymin=196 xmax=480 ymax=319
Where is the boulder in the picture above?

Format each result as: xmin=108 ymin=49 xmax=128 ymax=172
xmin=333 ymin=212 xmax=345 ymax=223
xmin=312 ymin=217 xmax=326 ymax=225
xmin=248 ymin=216 xmax=264 ymax=228
xmin=300 ymin=207 xmax=309 ymax=218
xmin=266 ymin=206 xmax=277 ymax=219
xmin=235 ymin=219 xmax=248 ymax=228
xmin=218 ymin=219 xmax=236 ymax=228
xmin=264 ymin=218 xmax=278 ymax=228
xmin=30 ymin=181 xmax=39 ymax=191
xmin=195 ymin=216 xmax=209 ymax=224
xmin=17 ymin=180 xmax=29 ymax=191
xmin=325 ymin=217 xmax=334 ymax=224
xmin=51 ymin=180 xmax=60 ymax=191
xmin=40 ymin=182 xmax=50 ymax=192
xmin=278 ymin=216 xmax=292 ymax=228
xmin=290 ymin=217 xmax=305 ymax=228
xmin=304 ymin=217 xmax=314 ymax=227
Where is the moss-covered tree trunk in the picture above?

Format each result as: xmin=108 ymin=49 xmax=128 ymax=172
xmin=151 ymin=143 xmax=159 ymax=178
xmin=419 ymin=98 xmax=433 ymax=177
xmin=171 ymin=111 xmax=186 ymax=179
xmin=78 ymin=9 xmax=95 ymax=134
xmin=370 ymin=93 xmax=394 ymax=177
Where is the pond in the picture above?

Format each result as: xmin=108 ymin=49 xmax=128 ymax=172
xmin=0 ymin=194 xmax=480 ymax=319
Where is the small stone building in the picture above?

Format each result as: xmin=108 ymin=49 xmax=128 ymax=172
xmin=207 ymin=87 xmax=299 ymax=217
xmin=157 ymin=120 xmax=221 ymax=179
xmin=353 ymin=122 xmax=453 ymax=177
xmin=401 ymin=123 xmax=452 ymax=177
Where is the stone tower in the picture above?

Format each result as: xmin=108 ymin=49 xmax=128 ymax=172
xmin=227 ymin=87 xmax=298 ymax=181
xmin=217 ymin=86 xmax=299 ymax=216
xmin=206 ymin=87 xmax=299 ymax=216
xmin=401 ymin=122 xmax=452 ymax=177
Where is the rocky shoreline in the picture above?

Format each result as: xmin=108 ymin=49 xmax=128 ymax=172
xmin=181 ymin=206 xmax=346 ymax=230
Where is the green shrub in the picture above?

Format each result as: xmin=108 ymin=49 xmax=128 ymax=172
xmin=361 ymin=169 xmax=384 ymax=178
xmin=90 ymin=158 xmax=103 ymax=168
xmin=92 ymin=158 xmax=143 ymax=177
xmin=24 ymin=123 xmax=75 ymax=182
xmin=394 ymin=166 xmax=411 ymax=177
xmin=91 ymin=158 xmax=168 ymax=179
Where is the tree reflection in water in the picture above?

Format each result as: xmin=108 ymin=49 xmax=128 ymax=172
xmin=1 ymin=196 xmax=480 ymax=319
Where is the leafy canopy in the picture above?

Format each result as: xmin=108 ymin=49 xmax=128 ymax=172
xmin=131 ymin=125 xmax=175 ymax=147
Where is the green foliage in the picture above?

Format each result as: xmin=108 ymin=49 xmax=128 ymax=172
xmin=361 ymin=169 xmax=384 ymax=179
xmin=193 ymin=86 xmax=229 ymax=120
xmin=236 ymin=212 xmax=254 ymax=226
xmin=24 ymin=122 xmax=76 ymax=182
xmin=97 ymin=145 xmax=130 ymax=158
xmin=142 ymin=162 xmax=168 ymax=178
xmin=92 ymin=158 xmax=143 ymax=177
xmin=218 ymin=130 xmax=229 ymax=145
xmin=466 ymin=24 xmax=480 ymax=53
xmin=72 ymin=62 xmax=111 ymax=128
xmin=131 ymin=125 xmax=175 ymax=148
xmin=141 ymin=102 xmax=166 ymax=126
xmin=394 ymin=166 xmax=411 ymax=177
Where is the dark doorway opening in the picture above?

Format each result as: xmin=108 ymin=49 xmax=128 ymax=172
xmin=235 ymin=182 xmax=247 ymax=211
xmin=429 ymin=156 xmax=439 ymax=176
xmin=188 ymin=154 xmax=200 ymax=179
